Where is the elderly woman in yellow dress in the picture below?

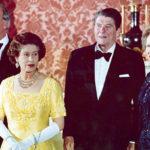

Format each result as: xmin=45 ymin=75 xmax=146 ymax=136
xmin=0 ymin=32 xmax=66 ymax=150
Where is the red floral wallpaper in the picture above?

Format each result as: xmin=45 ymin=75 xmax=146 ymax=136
xmin=2 ymin=0 xmax=150 ymax=90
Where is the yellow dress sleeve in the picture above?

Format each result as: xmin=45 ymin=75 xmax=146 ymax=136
xmin=0 ymin=82 xmax=6 ymax=120
xmin=48 ymin=78 xmax=66 ymax=119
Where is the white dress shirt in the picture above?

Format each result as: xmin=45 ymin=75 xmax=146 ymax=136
xmin=95 ymin=43 xmax=116 ymax=100
xmin=0 ymin=34 xmax=9 ymax=60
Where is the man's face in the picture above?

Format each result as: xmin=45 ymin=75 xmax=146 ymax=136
xmin=94 ymin=15 xmax=117 ymax=52
xmin=0 ymin=7 xmax=7 ymax=38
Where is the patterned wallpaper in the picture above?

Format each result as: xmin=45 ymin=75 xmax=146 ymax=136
xmin=2 ymin=0 xmax=150 ymax=90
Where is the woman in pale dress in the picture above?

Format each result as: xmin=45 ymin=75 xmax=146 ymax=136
xmin=0 ymin=32 xmax=66 ymax=150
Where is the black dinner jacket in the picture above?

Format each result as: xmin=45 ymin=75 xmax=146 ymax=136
xmin=0 ymin=39 xmax=19 ymax=83
xmin=63 ymin=43 xmax=145 ymax=145
xmin=0 ymin=38 xmax=19 ymax=147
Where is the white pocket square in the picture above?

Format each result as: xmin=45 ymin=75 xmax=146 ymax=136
xmin=119 ymin=74 xmax=130 ymax=77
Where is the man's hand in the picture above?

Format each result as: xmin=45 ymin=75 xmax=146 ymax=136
xmin=64 ymin=136 xmax=74 ymax=150
xmin=127 ymin=143 xmax=135 ymax=150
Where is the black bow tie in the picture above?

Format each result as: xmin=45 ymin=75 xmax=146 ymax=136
xmin=0 ymin=43 xmax=3 ymax=49
xmin=95 ymin=51 xmax=112 ymax=62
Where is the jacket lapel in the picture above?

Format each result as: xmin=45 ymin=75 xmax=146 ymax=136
xmin=82 ymin=43 xmax=98 ymax=101
xmin=99 ymin=44 xmax=122 ymax=100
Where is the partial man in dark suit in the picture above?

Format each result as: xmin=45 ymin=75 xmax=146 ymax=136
xmin=0 ymin=3 xmax=19 ymax=147
xmin=63 ymin=8 xmax=145 ymax=150
xmin=0 ymin=3 xmax=19 ymax=84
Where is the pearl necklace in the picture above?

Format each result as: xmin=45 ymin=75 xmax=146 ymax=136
xmin=18 ymin=71 xmax=39 ymax=88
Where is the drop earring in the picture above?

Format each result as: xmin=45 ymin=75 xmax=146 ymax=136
xmin=15 ymin=62 xmax=19 ymax=68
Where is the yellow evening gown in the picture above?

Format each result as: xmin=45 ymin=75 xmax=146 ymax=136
xmin=0 ymin=76 xmax=66 ymax=150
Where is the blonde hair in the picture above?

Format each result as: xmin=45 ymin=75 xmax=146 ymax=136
xmin=142 ymin=26 xmax=150 ymax=51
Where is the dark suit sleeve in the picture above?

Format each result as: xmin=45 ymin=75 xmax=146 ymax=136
xmin=63 ymin=52 xmax=75 ymax=137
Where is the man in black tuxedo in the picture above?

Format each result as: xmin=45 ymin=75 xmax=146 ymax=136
xmin=0 ymin=3 xmax=19 ymax=83
xmin=0 ymin=3 xmax=19 ymax=147
xmin=63 ymin=8 xmax=145 ymax=150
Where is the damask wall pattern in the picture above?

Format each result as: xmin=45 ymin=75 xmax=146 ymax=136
xmin=2 ymin=0 xmax=150 ymax=90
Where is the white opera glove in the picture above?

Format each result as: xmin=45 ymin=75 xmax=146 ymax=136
xmin=8 ymin=143 xmax=24 ymax=150
xmin=0 ymin=120 xmax=19 ymax=149
xmin=20 ymin=122 xmax=59 ymax=148
xmin=7 ymin=138 xmax=19 ymax=150
xmin=9 ymin=142 xmax=28 ymax=150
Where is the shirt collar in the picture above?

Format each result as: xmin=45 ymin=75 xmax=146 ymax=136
xmin=95 ymin=43 xmax=116 ymax=55
xmin=0 ymin=34 xmax=9 ymax=45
